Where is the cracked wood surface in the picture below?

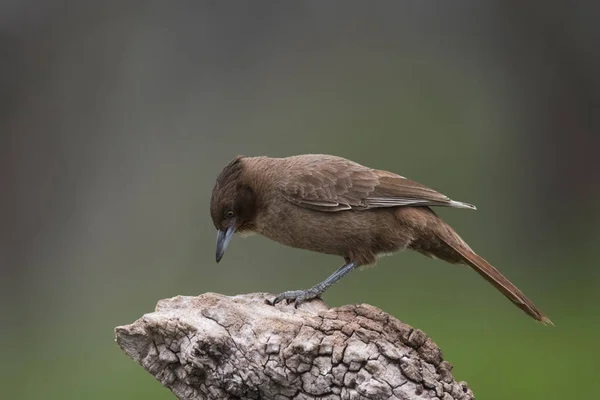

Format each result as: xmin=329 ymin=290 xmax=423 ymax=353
xmin=115 ymin=293 xmax=474 ymax=400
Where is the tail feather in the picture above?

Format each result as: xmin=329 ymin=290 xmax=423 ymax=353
xmin=438 ymin=234 xmax=553 ymax=326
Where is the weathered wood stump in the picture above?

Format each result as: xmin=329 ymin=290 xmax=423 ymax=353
xmin=115 ymin=293 xmax=473 ymax=399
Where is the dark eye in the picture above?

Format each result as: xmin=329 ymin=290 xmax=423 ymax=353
xmin=225 ymin=210 xmax=234 ymax=218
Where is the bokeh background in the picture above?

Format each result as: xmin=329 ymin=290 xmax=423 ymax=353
xmin=2 ymin=2 xmax=599 ymax=399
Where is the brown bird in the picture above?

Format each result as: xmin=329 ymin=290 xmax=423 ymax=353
xmin=210 ymin=154 xmax=552 ymax=325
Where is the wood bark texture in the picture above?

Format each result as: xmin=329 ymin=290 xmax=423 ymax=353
xmin=115 ymin=293 xmax=474 ymax=400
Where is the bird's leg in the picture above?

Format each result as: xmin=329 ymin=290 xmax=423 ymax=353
xmin=268 ymin=261 xmax=357 ymax=308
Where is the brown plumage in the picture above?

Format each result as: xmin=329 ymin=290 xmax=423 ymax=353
xmin=210 ymin=154 xmax=552 ymax=325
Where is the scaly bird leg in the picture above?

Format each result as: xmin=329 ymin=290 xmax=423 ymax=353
xmin=268 ymin=261 xmax=357 ymax=308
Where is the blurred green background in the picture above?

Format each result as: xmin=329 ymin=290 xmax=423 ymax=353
xmin=2 ymin=2 xmax=598 ymax=399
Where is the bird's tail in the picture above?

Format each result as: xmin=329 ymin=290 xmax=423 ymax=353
xmin=411 ymin=211 xmax=553 ymax=325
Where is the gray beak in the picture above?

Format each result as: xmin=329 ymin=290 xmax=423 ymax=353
xmin=216 ymin=224 xmax=236 ymax=263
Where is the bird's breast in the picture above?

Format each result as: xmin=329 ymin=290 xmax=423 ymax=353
xmin=254 ymin=201 xmax=411 ymax=259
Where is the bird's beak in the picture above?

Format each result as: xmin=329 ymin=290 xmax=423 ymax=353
xmin=216 ymin=224 xmax=236 ymax=263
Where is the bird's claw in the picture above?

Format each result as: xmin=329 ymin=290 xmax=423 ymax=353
xmin=268 ymin=289 xmax=321 ymax=308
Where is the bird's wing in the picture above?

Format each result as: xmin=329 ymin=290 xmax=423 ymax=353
xmin=279 ymin=155 xmax=475 ymax=212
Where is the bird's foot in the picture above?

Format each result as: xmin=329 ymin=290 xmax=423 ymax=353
xmin=267 ymin=288 xmax=322 ymax=308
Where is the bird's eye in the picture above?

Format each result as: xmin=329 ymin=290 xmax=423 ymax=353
xmin=225 ymin=210 xmax=234 ymax=218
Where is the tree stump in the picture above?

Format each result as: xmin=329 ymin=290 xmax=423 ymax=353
xmin=115 ymin=293 xmax=474 ymax=400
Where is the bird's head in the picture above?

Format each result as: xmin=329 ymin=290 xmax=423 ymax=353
xmin=210 ymin=155 xmax=259 ymax=262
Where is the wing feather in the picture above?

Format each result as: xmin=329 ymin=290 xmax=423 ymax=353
xmin=278 ymin=155 xmax=475 ymax=212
